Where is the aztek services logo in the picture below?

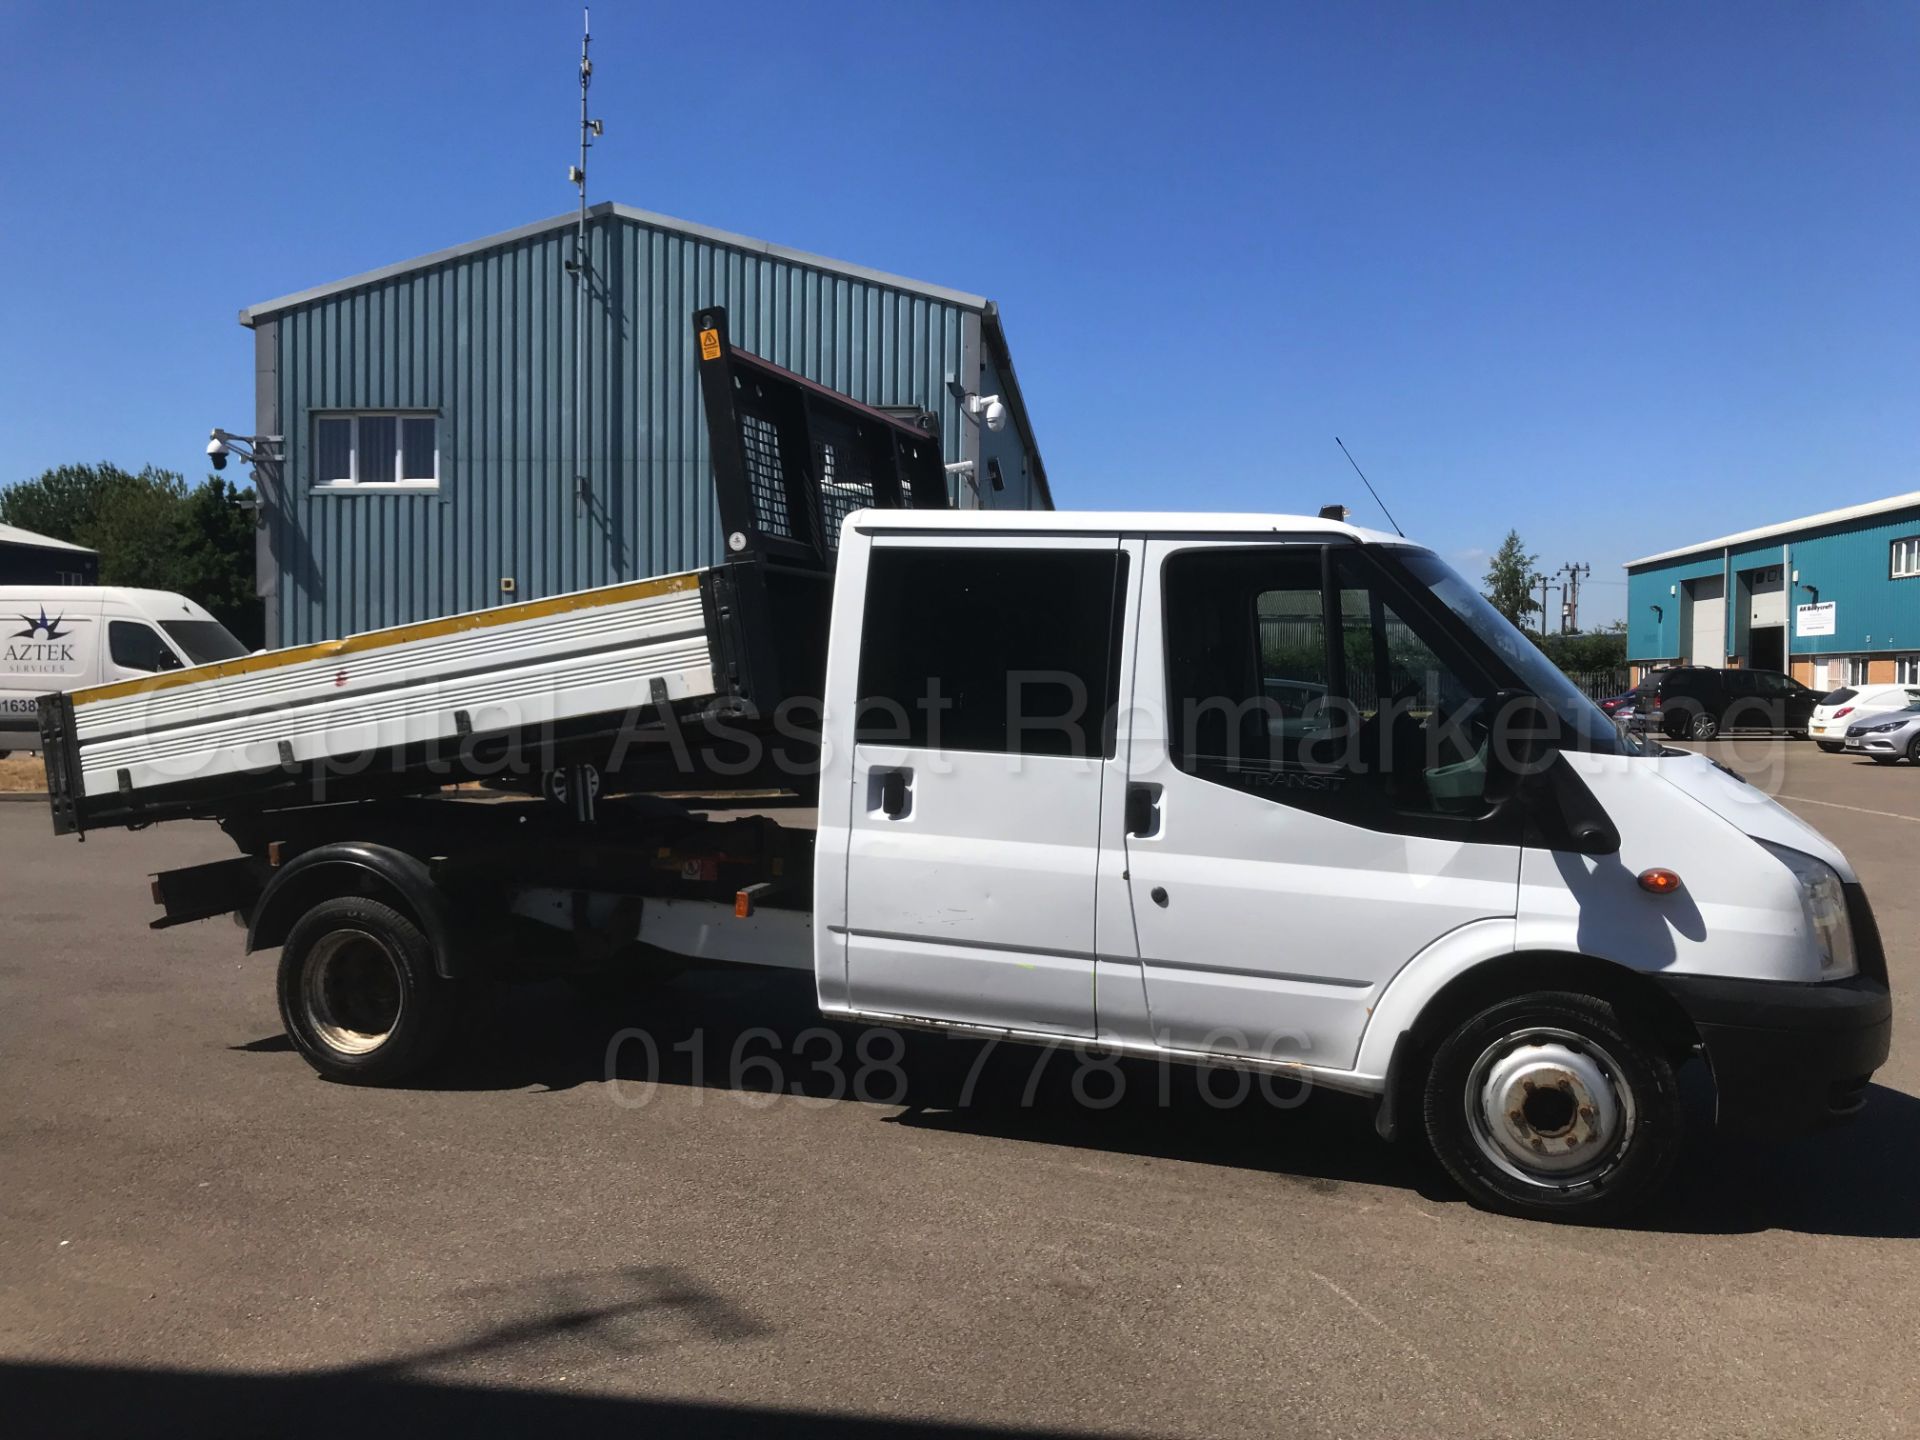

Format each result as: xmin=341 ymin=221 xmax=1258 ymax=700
xmin=4 ymin=607 xmax=79 ymax=673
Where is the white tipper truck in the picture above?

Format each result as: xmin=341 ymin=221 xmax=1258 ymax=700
xmin=37 ymin=313 xmax=1892 ymax=1221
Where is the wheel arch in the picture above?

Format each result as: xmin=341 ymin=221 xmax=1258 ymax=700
xmin=247 ymin=843 xmax=464 ymax=979
xmin=1370 ymin=948 xmax=1701 ymax=1142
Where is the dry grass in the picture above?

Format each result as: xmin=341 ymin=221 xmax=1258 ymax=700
xmin=0 ymin=754 xmax=47 ymax=793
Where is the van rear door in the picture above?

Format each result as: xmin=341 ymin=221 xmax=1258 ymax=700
xmin=836 ymin=534 xmax=1134 ymax=1036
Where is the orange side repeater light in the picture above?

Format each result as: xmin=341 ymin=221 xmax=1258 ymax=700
xmin=1638 ymin=868 xmax=1683 ymax=895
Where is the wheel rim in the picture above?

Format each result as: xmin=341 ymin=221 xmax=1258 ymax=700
xmin=1463 ymin=1027 xmax=1636 ymax=1190
xmin=1689 ymin=713 xmax=1716 ymax=739
xmin=301 ymin=929 xmax=404 ymax=1055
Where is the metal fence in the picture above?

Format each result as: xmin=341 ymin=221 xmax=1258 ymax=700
xmin=1561 ymin=667 xmax=1633 ymax=702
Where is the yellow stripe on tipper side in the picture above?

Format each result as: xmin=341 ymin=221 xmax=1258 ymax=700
xmin=72 ymin=571 xmax=704 ymax=708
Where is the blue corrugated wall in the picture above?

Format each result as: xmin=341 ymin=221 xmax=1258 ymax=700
xmin=1626 ymin=500 xmax=1920 ymax=664
xmin=260 ymin=212 xmax=1032 ymax=646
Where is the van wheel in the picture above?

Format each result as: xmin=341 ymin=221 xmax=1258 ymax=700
xmin=1687 ymin=712 xmax=1719 ymax=741
xmin=277 ymin=896 xmax=452 ymax=1084
xmin=1422 ymin=991 xmax=1683 ymax=1222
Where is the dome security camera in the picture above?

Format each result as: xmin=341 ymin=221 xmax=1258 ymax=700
xmin=965 ymin=393 xmax=1008 ymax=433
xmin=206 ymin=433 xmax=230 ymax=470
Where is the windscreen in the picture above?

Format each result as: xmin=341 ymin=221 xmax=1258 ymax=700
xmin=1821 ymin=688 xmax=1857 ymax=706
xmin=160 ymin=619 xmax=248 ymax=665
xmin=1392 ymin=549 xmax=1637 ymax=754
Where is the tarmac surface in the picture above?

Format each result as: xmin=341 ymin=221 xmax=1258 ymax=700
xmin=1 ymin=738 xmax=1914 ymax=1438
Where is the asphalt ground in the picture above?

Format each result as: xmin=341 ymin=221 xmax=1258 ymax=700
xmin=0 ymin=738 xmax=1915 ymax=1439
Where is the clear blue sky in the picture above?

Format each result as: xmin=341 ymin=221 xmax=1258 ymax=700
xmin=3 ymin=2 xmax=1916 ymax=627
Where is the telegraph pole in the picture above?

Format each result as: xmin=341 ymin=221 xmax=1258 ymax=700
xmin=1530 ymin=572 xmax=1559 ymax=638
xmin=1557 ymin=562 xmax=1592 ymax=634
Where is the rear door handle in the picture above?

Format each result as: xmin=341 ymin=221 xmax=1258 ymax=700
xmin=1124 ymin=784 xmax=1159 ymax=837
xmin=879 ymin=768 xmax=912 ymax=818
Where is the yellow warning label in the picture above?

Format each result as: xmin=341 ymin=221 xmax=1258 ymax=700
xmin=698 ymin=328 xmax=721 ymax=361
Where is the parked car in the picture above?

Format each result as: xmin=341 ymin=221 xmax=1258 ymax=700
xmin=1843 ymin=702 xmax=1920 ymax=765
xmin=0 ymin=586 xmax=248 ymax=755
xmin=1809 ymin=684 xmax=1920 ymax=753
xmin=1597 ymin=691 xmax=1634 ymax=716
xmin=1630 ymin=666 xmax=1821 ymax=740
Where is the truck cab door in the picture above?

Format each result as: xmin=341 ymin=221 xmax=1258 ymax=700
xmin=1116 ymin=539 xmax=1522 ymax=1070
xmin=834 ymin=534 xmax=1135 ymax=1036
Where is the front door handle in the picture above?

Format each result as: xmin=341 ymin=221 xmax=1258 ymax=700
xmin=1124 ymin=783 xmax=1160 ymax=837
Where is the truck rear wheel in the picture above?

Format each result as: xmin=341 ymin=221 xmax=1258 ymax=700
xmin=1421 ymin=991 xmax=1683 ymax=1222
xmin=277 ymin=896 xmax=451 ymax=1084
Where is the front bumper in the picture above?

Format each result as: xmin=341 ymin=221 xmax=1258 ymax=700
xmin=1655 ymin=973 xmax=1892 ymax=1137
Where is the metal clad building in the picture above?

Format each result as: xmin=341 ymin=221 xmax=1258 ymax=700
xmin=1625 ymin=492 xmax=1920 ymax=691
xmin=241 ymin=204 xmax=1053 ymax=647
xmin=0 ymin=523 xmax=98 ymax=586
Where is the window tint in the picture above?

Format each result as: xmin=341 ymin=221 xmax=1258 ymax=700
xmin=160 ymin=620 xmax=248 ymax=664
xmin=1164 ymin=547 xmax=1501 ymax=825
xmin=856 ymin=546 xmax=1126 ymax=757
xmin=109 ymin=621 xmax=182 ymax=673
xmin=1823 ymin=687 xmax=1857 ymax=706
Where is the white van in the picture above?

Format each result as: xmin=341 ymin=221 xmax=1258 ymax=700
xmin=0 ymin=587 xmax=247 ymax=755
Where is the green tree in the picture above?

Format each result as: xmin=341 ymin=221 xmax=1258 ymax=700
xmin=1482 ymin=530 xmax=1541 ymax=628
xmin=0 ymin=462 xmax=262 ymax=646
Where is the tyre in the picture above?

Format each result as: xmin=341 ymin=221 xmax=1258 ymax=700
xmin=277 ymin=896 xmax=452 ymax=1084
xmin=1817 ymin=742 xmax=1844 ymax=754
xmin=1687 ymin=711 xmax=1719 ymax=741
xmin=1908 ymin=736 xmax=1920 ymax=766
xmin=1422 ymin=991 xmax=1684 ymax=1222
xmin=1871 ymin=754 xmax=1900 ymax=766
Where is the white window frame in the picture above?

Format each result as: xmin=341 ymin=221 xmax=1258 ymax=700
xmin=1892 ymin=536 xmax=1920 ymax=579
xmin=1898 ymin=655 xmax=1920 ymax=686
xmin=1847 ymin=656 xmax=1871 ymax=686
xmin=312 ymin=411 xmax=440 ymax=492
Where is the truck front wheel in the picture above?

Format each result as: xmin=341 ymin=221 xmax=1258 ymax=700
xmin=1421 ymin=991 xmax=1684 ymax=1222
xmin=277 ymin=896 xmax=452 ymax=1084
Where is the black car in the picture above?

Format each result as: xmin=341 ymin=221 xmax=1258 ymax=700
xmin=1630 ymin=666 xmax=1821 ymax=740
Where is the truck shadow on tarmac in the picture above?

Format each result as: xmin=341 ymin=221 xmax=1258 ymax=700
xmin=245 ymin=965 xmax=1920 ymax=1241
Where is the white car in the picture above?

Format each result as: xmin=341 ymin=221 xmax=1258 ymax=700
xmin=1809 ymin=683 xmax=1920 ymax=752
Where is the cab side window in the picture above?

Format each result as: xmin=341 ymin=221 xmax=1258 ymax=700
xmin=1164 ymin=547 xmax=1504 ymax=836
xmin=109 ymin=621 xmax=182 ymax=674
xmin=856 ymin=546 xmax=1128 ymax=758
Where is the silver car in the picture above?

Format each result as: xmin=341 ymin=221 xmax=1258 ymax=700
xmin=1843 ymin=702 xmax=1920 ymax=765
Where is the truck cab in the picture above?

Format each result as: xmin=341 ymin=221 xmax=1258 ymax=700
xmin=814 ymin=511 xmax=1891 ymax=1219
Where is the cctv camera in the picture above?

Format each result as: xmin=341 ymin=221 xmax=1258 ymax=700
xmin=964 ymin=393 xmax=1008 ymax=432
xmin=206 ymin=435 xmax=229 ymax=470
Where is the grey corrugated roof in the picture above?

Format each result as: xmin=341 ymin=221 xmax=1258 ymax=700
xmin=238 ymin=202 xmax=1051 ymax=508
xmin=238 ymin=202 xmax=990 ymax=325
xmin=0 ymin=522 xmax=94 ymax=554
xmin=1623 ymin=490 xmax=1920 ymax=569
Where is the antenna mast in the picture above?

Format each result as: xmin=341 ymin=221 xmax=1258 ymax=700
xmin=568 ymin=8 xmax=601 ymax=509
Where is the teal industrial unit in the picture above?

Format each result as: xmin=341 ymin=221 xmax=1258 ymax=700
xmin=1625 ymin=492 xmax=1920 ymax=692
xmin=239 ymin=204 xmax=1052 ymax=648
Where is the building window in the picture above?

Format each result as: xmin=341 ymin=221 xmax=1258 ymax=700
xmin=313 ymin=413 xmax=439 ymax=490
xmin=1848 ymin=657 xmax=1871 ymax=686
xmin=1893 ymin=536 xmax=1920 ymax=578
xmin=1899 ymin=656 xmax=1920 ymax=685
